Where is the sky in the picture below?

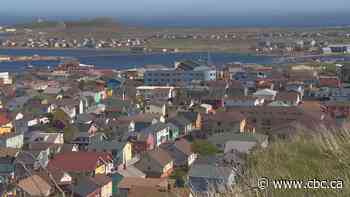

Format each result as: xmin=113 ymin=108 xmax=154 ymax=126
xmin=1 ymin=0 xmax=350 ymax=27
xmin=2 ymin=0 xmax=350 ymax=17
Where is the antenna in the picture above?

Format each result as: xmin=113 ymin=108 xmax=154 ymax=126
xmin=207 ymin=51 xmax=212 ymax=66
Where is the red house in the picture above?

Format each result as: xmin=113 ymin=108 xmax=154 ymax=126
xmin=319 ymin=76 xmax=341 ymax=88
xmin=321 ymin=101 xmax=350 ymax=118
xmin=48 ymin=151 xmax=113 ymax=175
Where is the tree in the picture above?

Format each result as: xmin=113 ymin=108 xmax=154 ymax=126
xmin=78 ymin=80 xmax=85 ymax=90
xmin=52 ymin=109 xmax=70 ymax=126
xmin=63 ymin=125 xmax=78 ymax=143
xmin=192 ymin=140 xmax=219 ymax=156
xmin=170 ymin=169 xmax=187 ymax=187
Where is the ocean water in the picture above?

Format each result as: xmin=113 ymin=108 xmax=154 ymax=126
xmin=0 ymin=49 xmax=274 ymax=72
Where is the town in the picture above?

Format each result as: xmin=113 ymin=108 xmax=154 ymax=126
xmin=0 ymin=54 xmax=348 ymax=196
xmin=2 ymin=18 xmax=350 ymax=55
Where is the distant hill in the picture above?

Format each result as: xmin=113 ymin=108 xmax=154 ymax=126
xmin=14 ymin=21 xmax=64 ymax=29
xmin=14 ymin=17 xmax=120 ymax=30
xmin=64 ymin=17 xmax=120 ymax=29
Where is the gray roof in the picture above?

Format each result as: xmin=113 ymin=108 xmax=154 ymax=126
xmin=188 ymin=164 xmax=233 ymax=180
xmin=71 ymin=176 xmax=100 ymax=196
xmin=88 ymin=140 xmax=127 ymax=152
xmin=168 ymin=116 xmax=191 ymax=128
xmin=76 ymin=113 xmax=95 ymax=124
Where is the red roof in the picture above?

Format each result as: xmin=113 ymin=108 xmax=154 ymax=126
xmin=0 ymin=113 xmax=10 ymax=125
xmin=319 ymin=76 xmax=341 ymax=88
xmin=48 ymin=151 xmax=112 ymax=173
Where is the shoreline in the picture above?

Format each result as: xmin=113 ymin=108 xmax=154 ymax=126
xmin=0 ymin=46 xmax=266 ymax=56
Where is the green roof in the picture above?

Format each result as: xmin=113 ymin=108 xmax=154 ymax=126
xmin=208 ymin=132 xmax=268 ymax=145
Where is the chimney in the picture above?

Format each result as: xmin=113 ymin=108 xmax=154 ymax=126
xmin=122 ymin=90 xmax=126 ymax=101
xmin=244 ymin=87 xmax=248 ymax=96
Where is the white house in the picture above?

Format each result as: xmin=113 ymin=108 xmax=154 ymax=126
xmin=0 ymin=133 xmax=24 ymax=149
xmin=29 ymin=132 xmax=64 ymax=144
xmin=253 ymin=89 xmax=277 ymax=101
xmin=0 ymin=72 xmax=12 ymax=85
xmin=224 ymin=96 xmax=265 ymax=107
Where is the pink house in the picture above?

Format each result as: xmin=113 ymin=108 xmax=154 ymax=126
xmin=131 ymin=133 xmax=155 ymax=154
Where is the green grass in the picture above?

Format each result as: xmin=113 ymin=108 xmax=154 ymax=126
xmin=147 ymin=38 xmax=255 ymax=53
xmin=192 ymin=139 xmax=220 ymax=156
xmin=15 ymin=21 xmax=63 ymax=29
xmin=240 ymin=130 xmax=350 ymax=197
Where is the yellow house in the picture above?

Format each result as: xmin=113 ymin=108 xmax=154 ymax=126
xmin=95 ymin=163 xmax=106 ymax=175
xmin=107 ymin=89 xmax=113 ymax=97
xmin=122 ymin=142 xmax=132 ymax=165
xmin=0 ymin=114 xmax=12 ymax=135
xmin=95 ymin=175 xmax=113 ymax=197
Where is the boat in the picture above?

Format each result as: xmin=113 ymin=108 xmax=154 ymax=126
xmin=24 ymin=63 xmax=34 ymax=69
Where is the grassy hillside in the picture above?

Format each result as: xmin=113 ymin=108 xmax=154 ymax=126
xmin=241 ymin=129 xmax=350 ymax=197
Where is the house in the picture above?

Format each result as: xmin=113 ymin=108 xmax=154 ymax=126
xmin=92 ymin=174 xmax=113 ymax=197
xmin=126 ymin=186 xmax=191 ymax=197
xmin=168 ymin=115 xmax=193 ymax=136
xmin=0 ymin=72 xmax=12 ymax=85
xmin=28 ymin=143 xmax=63 ymax=156
xmin=88 ymin=140 xmax=133 ymax=169
xmin=135 ymin=149 xmax=174 ymax=178
xmin=253 ymin=88 xmax=277 ymax=101
xmin=139 ymin=122 xmax=179 ymax=147
xmin=48 ymin=151 xmax=113 ymax=175
xmin=81 ymin=89 xmax=106 ymax=104
xmin=28 ymin=132 xmax=64 ymax=144
xmin=319 ymin=75 xmax=341 ymax=88
xmin=286 ymin=82 xmax=305 ymax=97
xmin=136 ymin=86 xmax=176 ymax=102
xmin=0 ymin=147 xmax=19 ymax=158
xmin=223 ymin=95 xmax=265 ymax=107
xmin=160 ymin=139 xmax=197 ymax=168
xmin=208 ymin=132 xmax=268 ymax=154
xmin=102 ymin=97 xmax=134 ymax=115
xmin=177 ymin=111 xmax=201 ymax=129
xmin=200 ymin=96 xmax=224 ymax=109
xmin=0 ymin=132 xmax=24 ymax=149
xmin=144 ymin=64 xmax=216 ymax=86
xmin=16 ymin=149 xmax=49 ymax=170
xmin=17 ymin=175 xmax=53 ymax=197
xmin=56 ymin=98 xmax=80 ymax=120
xmin=341 ymin=63 xmax=350 ymax=82
xmin=69 ymin=175 xmax=112 ymax=197
xmin=0 ymin=113 xmax=13 ymax=135
xmin=36 ymin=167 xmax=73 ymax=187
xmin=71 ymin=131 xmax=106 ymax=150
xmin=118 ymin=177 xmax=169 ymax=197
xmin=4 ymin=96 xmax=27 ymax=112
xmin=188 ymin=163 xmax=236 ymax=194
xmin=22 ymin=113 xmax=50 ymax=128
xmin=321 ymin=101 xmax=350 ymax=118
xmin=130 ymin=132 xmax=155 ymax=154
xmin=228 ymin=106 xmax=329 ymax=136
xmin=273 ymin=91 xmax=301 ymax=106
xmin=128 ymin=121 xmax=152 ymax=133
xmin=145 ymin=102 xmax=167 ymax=115
xmin=43 ymin=87 xmax=65 ymax=96
xmin=0 ymin=156 xmax=16 ymax=184
xmin=200 ymin=111 xmax=246 ymax=135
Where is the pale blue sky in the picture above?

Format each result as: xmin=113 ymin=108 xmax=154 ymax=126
xmin=2 ymin=0 xmax=350 ymax=17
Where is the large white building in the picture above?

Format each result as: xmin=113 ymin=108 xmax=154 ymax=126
xmin=0 ymin=72 xmax=12 ymax=85
xmin=323 ymin=45 xmax=350 ymax=54
xmin=144 ymin=60 xmax=216 ymax=86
